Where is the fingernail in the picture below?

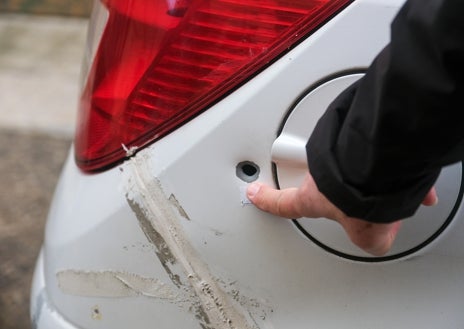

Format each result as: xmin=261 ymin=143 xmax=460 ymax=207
xmin=247 ymin=183 xmax=261 ymax=199
xmin=432 ymin=195 xmax=439 ymax=206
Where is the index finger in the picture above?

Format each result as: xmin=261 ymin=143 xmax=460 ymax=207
xmin=247 ymin=183 xmax=303 ymax=219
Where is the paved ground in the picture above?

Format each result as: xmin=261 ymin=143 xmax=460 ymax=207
xmin=0 ymin=14 xmax=87 ymax=135
xmin=1 ymin=0 xmax=92 ymax=17
xmin=0 ymin=14 xmax=88 ymax=329
xmin=0 ymin=130 xmax=70 ymax=329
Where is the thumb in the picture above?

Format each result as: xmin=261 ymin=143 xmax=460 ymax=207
xmin=247 ymin=182 xmax=302 ymax=218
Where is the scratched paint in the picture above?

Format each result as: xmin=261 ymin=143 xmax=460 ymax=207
xmin=56 ymin=270 xmax=180 ymax=300
xmin=123 ymin=155 xmax=263 ymax=329
xmin=91 ymin=305 xmax=102 ymax=320
xmin=130 ymin=200 xmax=184 ymax=288
xmin=56 ymin=268 xmax=272 ymax=324
xmin=128 ymin=198 xmax=212 ymax=328
xmin=168 ymin=194 xmax=190 ymax=220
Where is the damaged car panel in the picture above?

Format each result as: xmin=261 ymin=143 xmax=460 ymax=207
xmin=31 ymin=0 xmax=464 ymax=328
xmin=124 ymin=157 xmax=265 ymax=329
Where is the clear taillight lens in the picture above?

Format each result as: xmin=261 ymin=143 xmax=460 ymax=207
xmin=76 ymin=0 xmax=352 ymax=172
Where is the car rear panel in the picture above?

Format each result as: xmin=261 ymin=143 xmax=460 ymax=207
xmin=32 ymin=0 xmax=464 ymax=328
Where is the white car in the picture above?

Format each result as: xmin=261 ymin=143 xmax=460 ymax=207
xmin=31 ymin=0 xmax=464 ymax=328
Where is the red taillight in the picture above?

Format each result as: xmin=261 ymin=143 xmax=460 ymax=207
xmin=76 ymin=0 xmax=352 ymax=172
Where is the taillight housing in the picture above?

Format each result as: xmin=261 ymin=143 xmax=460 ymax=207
xmin=75 ymin=0 xmax=352 ymax=172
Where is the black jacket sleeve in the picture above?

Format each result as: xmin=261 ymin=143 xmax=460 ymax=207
xmin=306 ymin=0 xmax=464 ymax=223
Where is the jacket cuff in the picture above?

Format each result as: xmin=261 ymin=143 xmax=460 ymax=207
xmin=306 ymin=86 xmax=439 ymax=223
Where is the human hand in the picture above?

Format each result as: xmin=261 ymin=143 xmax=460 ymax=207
xmin=246 ymin=173 xmax=438 ymax=256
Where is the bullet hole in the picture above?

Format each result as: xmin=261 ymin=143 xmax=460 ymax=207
xmin=236 ymin=161 xmax=260 ymax=183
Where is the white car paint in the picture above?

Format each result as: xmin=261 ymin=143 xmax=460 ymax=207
xmin=32 ymin=0 xmax=464 ymax=328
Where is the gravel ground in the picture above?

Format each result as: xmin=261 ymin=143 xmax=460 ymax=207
xmin=0 ymin=129 xmax=70 ymax=329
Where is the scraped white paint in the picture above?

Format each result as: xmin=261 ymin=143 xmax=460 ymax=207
xmin=57 ymin=270 xmax=179 ymax=300
xmin=123 ymin=154 xmax=259 ymax=329
xmin=121 ymin=144 xmax=139 ymax=157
